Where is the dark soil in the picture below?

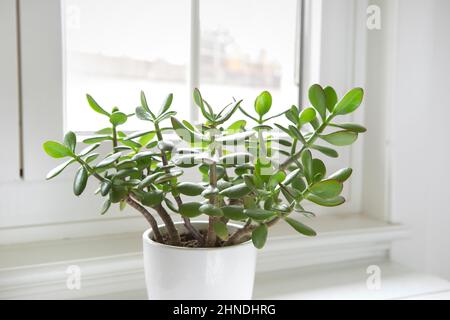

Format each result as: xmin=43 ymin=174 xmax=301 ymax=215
xmin=152 ymin=230 xmax=250 ymax=248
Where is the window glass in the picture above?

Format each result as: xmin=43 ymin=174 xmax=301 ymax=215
xmin=64 ymin=0 xmax=189 ymax=132
xmin=199 ymin=0 xmax=299 ymax=123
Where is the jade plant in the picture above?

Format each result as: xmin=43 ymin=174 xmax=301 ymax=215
xmin=43 ymin=84 xmax=365 ymax=248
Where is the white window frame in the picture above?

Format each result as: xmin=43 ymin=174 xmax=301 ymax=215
xmin=0 ymin=0 xmax=377 ymax=244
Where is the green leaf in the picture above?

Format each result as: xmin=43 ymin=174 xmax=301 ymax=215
xmin=193 ymin=88 xmax=213 ymax=121
xmin=154 ymin=170 xmax=183 ymax=184
xmin=254 ymin=91 xmax=272 ymax=117
xmin=308 ymin=84 xmax=327 ymax=120
xmin=328 ymin=168 xmax=352 ymax=182
xmin=310 ymin=144 xmax=339 ymax=158
xmin=109 ymin=112 xmax=128 ymax=126
xmin=138 ymin=172 xmax=165 ymax=189
xmin=171 ymin=116 xmax=206 ymax=143
xmin=282 ymin=168 xmax=301 ymax=186
xmin=333 ymin=88 xmax=364 ymax=115
xmin=312 ymin=158 xmax=326 ymax=182
xmin=100 ymin=180 xmax=112 ymax=196
xmin=219 ymin=183 xmax=251 ymax=199
xmin=121 ymin=139 xmax=142 ymax=150
xmin=64 ymin=131 xmax=77 ymax=152
xmin=46 ymin=159 xmax=76 ymax=180
xmin=177 ymin=182 xmax=205 ymax=196
xmin=95 ymin=152 xmax=122 ymax=168
xmin=43 ymin=141 xmax=73 ymax=158
xmin=243 ymin=174 xmax=258 ymax=191
xmin=216 ymin=100 xmax=242 ymax=124
xmin=135 ymin=106 xmax=153 ymax=121
xmin=268 ymin=171 xmax=286 ymax=189
xmin=252 ymin=224 xmax=268 ymax=249
xmin=301 ymin=149 xmax=313 ymax=184
xmin=158 ymin=93 xmax=173 ymax=116
xmin=199 ymin=204 xmax=223 ymax=217
xmin=324 ymin=86 xmax=338 ymax=112
xmin=179 ymin=202 xmax=202 ymax=218
xmin=82 ymin=135 xmax=112 ymax=144
xmin=274 ymin=123 xmax=292 ymax=136
xmin=213 ymin=221 xmax=229 ymax=240
xmin=320 ymin=131 xmax=358 ymax=146
xmin=306 ymin=194 xmax=345 ymax=207
xmin=227 ymin=120 xmax=247 ymax=132
xmin=116 ymin=160 xmax=137 ymax=170
xmin=100 ymin=198 xmax=111 ymax=215
xmin=73 ymin=167 xmax=88 ymax=196
xmin=125 ymin=130 xmax=154 ymax=141
xmin=285 ymin=106 xmax=299 ymax=124
xmin=86 ymin=94 xmax=110 ymax=116
xmin=79 ymin=143 xmax=100 ymax=156
xmin=140 ymin=90 xmax=155 ymax=117
xmin=114 ymin=168 xmax=139 ymax=179
xmin=221 ymin=206 xmax=247 ymax=220
xmin=299 ymin=107 xmax=317 ymax=125
xmin=309 ymin=179 xmax=343 ymax=199
xmin=96 ymin=127 xmax=113 ymax=134
xmin=244 ymin=208 xmax=276 ymax=221
xmin=285 ymin=217 xmax=316 ymax=236
xmin=109 ymin=185 xmax=128 ymax=203
xmin=291 ymin=177 xmax=306 ymax=192
xmin=329 ymin=123 xmax=367 ymax=133
xmin=141 ymin=190 xmax=164 ymax=207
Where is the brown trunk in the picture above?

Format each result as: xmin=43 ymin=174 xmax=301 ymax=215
xmin=126 ymin=197 xmax=163 ymax=243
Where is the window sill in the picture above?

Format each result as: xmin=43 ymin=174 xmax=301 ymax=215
xmin=0 ymin=213 xmax=408 ymax=299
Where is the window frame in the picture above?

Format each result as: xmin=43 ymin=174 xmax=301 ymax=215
xmin=0 ymin=0 xmax=371 ymax=244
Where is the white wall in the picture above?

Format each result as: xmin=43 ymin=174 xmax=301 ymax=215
xmin=366 ymin=0 xmax=450 ymax=280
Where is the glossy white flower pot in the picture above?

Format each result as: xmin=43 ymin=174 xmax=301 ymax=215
xmin=142 ymin=221 xmax=257 ymax=300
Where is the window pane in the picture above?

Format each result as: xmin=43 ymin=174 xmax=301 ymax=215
xmin=64 ymin=0 xmax=189 ymax=132
xmin=199 ymin=0 xmax=299 ymax=123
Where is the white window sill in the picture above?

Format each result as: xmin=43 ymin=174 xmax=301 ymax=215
xmin=0 ymin=213 xmax=410 ymax=299
xmin=86 ymin=260 xmax=450 ymax=300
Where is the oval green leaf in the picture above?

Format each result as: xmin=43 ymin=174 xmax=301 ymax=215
xmin=285 ymin=217 xmax=316 ymax=236
xmin=179 ymin=202 xmax=202 ymax=218
xmin=333 ymin=88 xmax=364 ymax=115
xmin=254 ymin=91 xmax=272 ymax=117
xmin=309 ymin=179 xmax=343 ymax=199
xmin=219 ymin=183 xmax=251 ymax=199
xmin=177 ymin=182 xmax=205 ymax=196
xmin=308 ymin=84 xmax=327 ymax=120
xmin=221 ymin=205 xmax=247 ymax=220
xmin=252 ymin=224 xmax=268 ymax=249
xmin=43 ymin=141 xmax=73 ymax=158
xmin=199 ymin=204 xmax=223 ymax=217
xmin=73 ymin=167 xmax=88 ymax=196
xmin=320 ymin=131 xmax=358 ymax=146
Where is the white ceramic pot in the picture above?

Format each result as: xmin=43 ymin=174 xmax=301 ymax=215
xmin=142 ymin=221 xmax=257 ymax=300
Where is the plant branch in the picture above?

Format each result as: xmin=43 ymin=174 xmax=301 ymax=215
xmin=206 ymin=160 xmax=218 ymax=247
xmin=154 ymin=122 xmax=203 ymax=244
xmin=224 ymin=219 xmax=252 ymax=246
xmin=280 ymin=115 xmax=334 ymax=170
xmin=153 ymin=203 xmax=181 ymax=246
xmin=126 ymin=196 xmax=164 ymax=243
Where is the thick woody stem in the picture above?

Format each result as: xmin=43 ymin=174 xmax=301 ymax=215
xmin=155 ymin=123 xmax=203 ymax=244
xmin=174 ymin=196 xmax=204 ymax=245
xmin=153 ymin=204 xmax=181 ymax=246
xmin=225 ymin=217 xmax=281 ymax=246
xmin=126 ymin=197 xmax=163 ymax=243
xmin=206 ymin=161 xmax=218 ymax=247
